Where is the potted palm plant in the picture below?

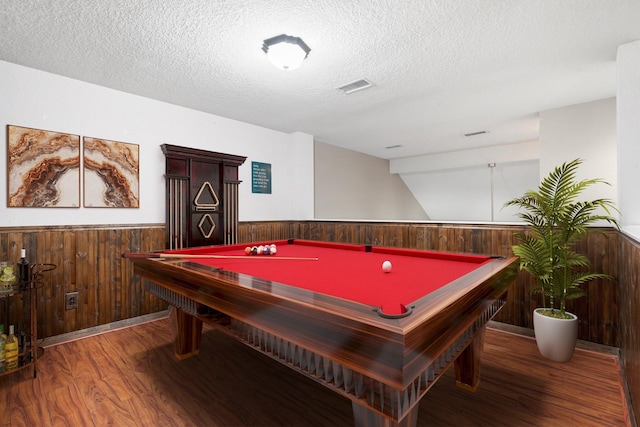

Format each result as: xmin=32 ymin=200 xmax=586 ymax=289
xmin=504 ymin=159 xmax=618 ymax=362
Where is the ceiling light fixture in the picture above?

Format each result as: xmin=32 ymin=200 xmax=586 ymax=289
xmin=262 ymin=34 xmax=311 ymax=71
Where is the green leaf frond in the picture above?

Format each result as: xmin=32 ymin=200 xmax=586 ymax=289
xmin=563 ymin=251 xmax=590 ymax=268
xmin=564 ymin=288 xmax=587 ymax=300
xmin=570 ymin=272 xmax=613 ymax=286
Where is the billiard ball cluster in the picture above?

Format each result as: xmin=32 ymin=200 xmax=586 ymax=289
xmin=244 ymin=244 xmax=278 ymax=256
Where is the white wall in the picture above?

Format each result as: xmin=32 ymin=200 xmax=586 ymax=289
xmin=314 ymin=141 xmax=427 ymax=220
xmin=0 ymin=60 xmax=314 ymax=226
xmin=539 ymin=98 xmax=617 ymax=208
xmin=617 ymin=41 xmax=640 ymax=233
xmin=390 ymin=98 xmax=618 ymax=223
xmin=0 ymin=59 xmax=621 ymax=228
xmin=400 ymin=160 xmax=539 ymax=222
xmin=391 ymin=141 xmax=540 ymax=222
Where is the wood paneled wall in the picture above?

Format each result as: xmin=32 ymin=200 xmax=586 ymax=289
xmin=239 ymin=220 xmax=620 ymax=346
xmin=0 ymin=225 xmax=167 ymax=338
xmin=0 ymin=221 xmax=622 ymax=346
xmin=0 ymin=221 xmax=635 ymax=425
xmin=619 ymin=233 xmax=640 ymax=422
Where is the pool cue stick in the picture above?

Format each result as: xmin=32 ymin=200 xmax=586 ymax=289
xmin=123 ymin=252 xmax=318 ymax=261
xmin=158 ymin=253 xmax=319 ymax=261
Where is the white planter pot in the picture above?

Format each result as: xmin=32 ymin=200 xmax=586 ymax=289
xmin=533 ymin=308 xmax=578 ymax=363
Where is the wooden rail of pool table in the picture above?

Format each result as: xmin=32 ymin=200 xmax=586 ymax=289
xmin=130 ymin=253 xmax=518 ymax=427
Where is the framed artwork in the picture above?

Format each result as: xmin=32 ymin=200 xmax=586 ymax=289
xmin=83 ymin=137 xmax=139 ymax=208
xmin=7 ymin=125 xmax=81 ymax=207
xmin=251 ymin=161 xmax=272 ymax=194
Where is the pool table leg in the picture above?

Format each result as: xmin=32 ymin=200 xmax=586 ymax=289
xmin=169 ymin=306 xmax=203 ymax=360
xmin=352 ymin=401 xmax=418 ymax=427
xmin=454 ymin=326 xmax=486 ymax=391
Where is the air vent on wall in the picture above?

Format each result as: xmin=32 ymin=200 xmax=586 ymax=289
xmin=337 ymin=78 xmax=374 ymax=94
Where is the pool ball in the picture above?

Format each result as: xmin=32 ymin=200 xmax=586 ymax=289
xmin=263 ymin=246 xmax=270 ymax=255
xmin=245 ymin=247 xmax=251 ymax=255
xmin=382 ymin=260 xmax=392 ymax=273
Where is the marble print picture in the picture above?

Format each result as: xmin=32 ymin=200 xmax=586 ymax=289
xmin=7 ymin=125 xmax=81 ymax=207
xmin=83 ymin=137 xmax=139 ymax=208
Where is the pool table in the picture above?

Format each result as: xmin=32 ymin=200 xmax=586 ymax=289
xmin=126 ymin=239 xmax=518 ymax=427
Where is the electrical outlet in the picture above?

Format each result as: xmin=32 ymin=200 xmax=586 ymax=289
xmin=65 ymin=292 xmax=79 ymax=310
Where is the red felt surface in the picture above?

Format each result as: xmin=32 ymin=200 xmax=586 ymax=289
xmin=168 ymin=240 xmax=491 ymax=315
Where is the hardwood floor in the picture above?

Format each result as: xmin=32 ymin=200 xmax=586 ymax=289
xmin=0 ymin=317 xmax=632 ymax=426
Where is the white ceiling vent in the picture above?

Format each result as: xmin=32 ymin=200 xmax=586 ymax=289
xmin=337 ymin=78 xmax=374 ymax=94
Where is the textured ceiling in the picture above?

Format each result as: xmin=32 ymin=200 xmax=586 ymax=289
xmin=2 ymin=1 xmax=640 ymax=160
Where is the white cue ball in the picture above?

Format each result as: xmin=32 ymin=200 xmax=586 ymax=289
xmin=382 ymin=260 xmax=392 ymax=273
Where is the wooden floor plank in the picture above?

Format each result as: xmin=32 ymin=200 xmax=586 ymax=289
xmin=0 ymin=318 xmax=631 ymax=426
xmin=44 ymin=383 xmax=94 ymax=427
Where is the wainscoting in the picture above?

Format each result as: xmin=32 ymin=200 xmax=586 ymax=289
xmin=0 ymin=225 xmax=167 ymax=338
xmin=619 ymin=233 xmax=640 ymax=424
xmin=0 ymin=221 xmax=622 ymax=343
xmin=239 ymin=220 xmax=620 ymax=345
xmin=0 ymin=220 xmax=637 ymax=425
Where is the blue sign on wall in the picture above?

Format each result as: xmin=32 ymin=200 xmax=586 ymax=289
xmin=251 ymin=161 xmax=272 ymax=194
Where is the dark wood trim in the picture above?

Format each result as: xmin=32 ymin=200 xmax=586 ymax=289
xmin=0 ymin=223 xmax=164 ymax=233
xmin=161 ymin=144 xmax=247 ymax=166
xmin=40 ymin=310 xmax=169 ymax=347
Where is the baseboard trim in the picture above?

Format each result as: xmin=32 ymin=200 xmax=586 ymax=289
xmin=41 ymin=310 xmax=169 ymax=348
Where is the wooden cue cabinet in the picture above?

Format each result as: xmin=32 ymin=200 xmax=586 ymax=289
xmin=161 ymin=144 xmax=246 ymax=249
xmin=0 ymin=264 xmax=55 ymax=378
